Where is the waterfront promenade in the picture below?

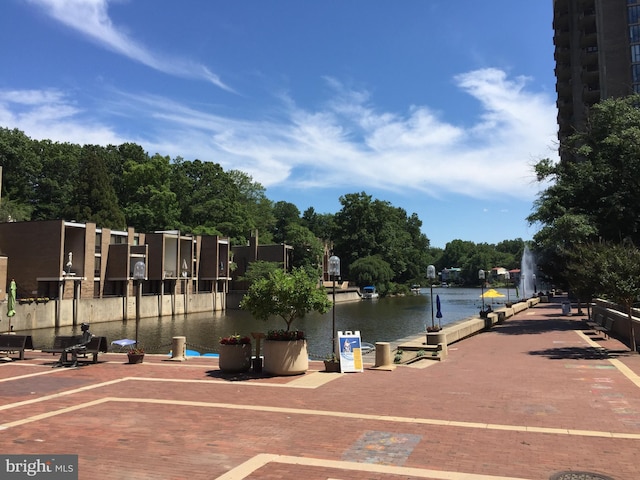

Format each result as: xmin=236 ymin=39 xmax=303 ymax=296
xmin=1 ymin=297 xmax=639 ymax=479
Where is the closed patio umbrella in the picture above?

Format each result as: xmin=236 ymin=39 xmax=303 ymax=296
xmin=6 ymin=279 xmax=16 ymax=333
xmin=435 ymin=294 xmax=442 ymax=328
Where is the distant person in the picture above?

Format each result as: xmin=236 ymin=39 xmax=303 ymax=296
xmin=54 ymin=323 xmax=93 ymax=368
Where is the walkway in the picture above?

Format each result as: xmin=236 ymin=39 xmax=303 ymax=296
xmin=1 ymin=297 xmax=638 ymax=479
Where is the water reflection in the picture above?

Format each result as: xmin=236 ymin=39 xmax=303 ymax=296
xmin=28 ymin=288 xmax=504 ymax=357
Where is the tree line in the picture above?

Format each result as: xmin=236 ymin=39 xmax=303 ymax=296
xmin=0 ymin=127 xmax=525 ymax=293
xmin=528 ymin=94 xmax=640 ymax=350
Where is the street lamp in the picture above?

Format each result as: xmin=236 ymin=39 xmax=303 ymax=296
xmin=133 ymin=261 xmax=146 ymax=347
xmin=479 ymin=269 xmax=486 ymax=313
xmin=427 ymin=265 xmax=436 ymax=330
xmin=328 ymin=255 xmax=340 ymax=356
xmin=504 ymin=271 xmax=510 ymax=303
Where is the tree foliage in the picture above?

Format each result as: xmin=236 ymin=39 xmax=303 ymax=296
xmin=529 ymin=95 xmax=640 ymax=284
xmin=349 ymin=255 xmax=394 ymax=292
xmin=0 ymin=127 xmax=529 ymax=289
xmin=564 ymin=241 xmax=640 ymax=351
xmin=332 ymin=192 xmax=431 ymax=285
xmin=239 ymin=267 xmax=331 ymax=331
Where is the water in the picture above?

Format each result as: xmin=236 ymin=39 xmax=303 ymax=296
xmin=26 ymin=288 xmax=508 ymax=357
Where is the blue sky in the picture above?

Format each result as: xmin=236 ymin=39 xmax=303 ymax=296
xmin=0 ymin=1 xmax=558 ymax=248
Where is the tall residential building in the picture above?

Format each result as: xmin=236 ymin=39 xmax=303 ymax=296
xmin=553 ymin=0 xmax=640 ymax=156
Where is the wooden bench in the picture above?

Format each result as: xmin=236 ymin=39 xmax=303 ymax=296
xmin=42 ymin=336 xmax=108 ymax=365
xmin=0 ymin=334 xmax=34 ymax=360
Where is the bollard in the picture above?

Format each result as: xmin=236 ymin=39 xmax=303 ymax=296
xmin=168 ymin=336 xmax=187 ymax=361
xmin=251 ymin=332 xmax=265 ymax=373
xmin=373 ymin=341 xmax=394 ymax=370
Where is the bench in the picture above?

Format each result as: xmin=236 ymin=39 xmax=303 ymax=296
xmin=586 ymin=313 xmax=604 ymax=330
xmin=593 ymin=317 xmax=615 ymax=339
xmin=0 ymin=334 xmax=34 ymax=360
xmin=42 ymin=335 xmax=108 ymax=365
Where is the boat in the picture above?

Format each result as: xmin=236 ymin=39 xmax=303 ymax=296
xmin=361 ymin=286 xmax=379 ymax=299
xmin=440 ymin=282 xmax=449 ymax=288
xmin=411 ymin=284 xmax=421 ymax=294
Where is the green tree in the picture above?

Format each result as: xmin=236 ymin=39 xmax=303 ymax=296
xmin=284 ymin=224 xmax=324 ymax=272
xmin=31 ymin=139 xmax=80 ymax=220
xmin=240 ymin=267 xmax=331 ymax=331
xmin=332 ymin=192 xmax=430 ymax=285
xmin=171 ymin=158 xmax=253 ymax=242
xmin=238 ymin=260 xmax=282 ymax=284
xmin=0 ymin=128 xmax=41 ymax=217
xmin=228 ymin=170 xmax=274 ymax=244
xmin=301 ymin=207 xmax=335 ymax=242
xmin=597 ymin=241 xmax=640 ymax=352
xmin=272 ymin=201 xmax=301 ymax=244
xmin=65 ymin=145 xmax=125 ymax=229
xmin=121 ymin=153 xmax=179 ymax=231
xmin=349 ymin=255 xmax=394 ymax=293
xmin=529 ymin=95 xmax=640 ymax=283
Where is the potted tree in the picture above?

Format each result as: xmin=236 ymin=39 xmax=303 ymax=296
xmin=240 ymin=267 xmax=331 ymax=376
xmin=218 ymin=334 xmax=252 ymax=373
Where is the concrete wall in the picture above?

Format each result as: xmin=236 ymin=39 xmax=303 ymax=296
xmin=592 ymin=298 xmax=640 ymax=348
xmin=3 ymin=292 xmax=226 ymax=332
xmin=426 ymin=297 xmax=540 ymax=356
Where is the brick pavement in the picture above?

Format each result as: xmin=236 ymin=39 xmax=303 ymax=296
xmin=0 ymin=297 xmax=639 ymax=479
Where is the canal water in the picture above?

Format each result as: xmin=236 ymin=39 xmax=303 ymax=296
xmin=27 ymin=287 xmax=513 ymax=357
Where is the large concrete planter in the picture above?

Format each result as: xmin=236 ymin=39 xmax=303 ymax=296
xmin=263 ymin=339 xmax=308 ymax=376
xmin=426 ymin=331 xmax=446 ymax=346
xmin=218 ymin=343 xmax=252 ymax=373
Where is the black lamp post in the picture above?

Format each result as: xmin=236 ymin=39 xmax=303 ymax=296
xmin=505 ymin=271 xmax=510 ymax=303
xmin=328 ymin=255 xmax=340 ymax=356
xmin=479 ymin=269 xmax=485 ymax=313
xmin=427 ymin=264 xmax=436 ymax=330
xmin=133 ymin=261 xmax=146 ymax=346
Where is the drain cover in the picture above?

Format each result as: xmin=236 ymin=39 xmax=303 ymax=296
xmin=550 ymin=472 xmax=614 ymax=480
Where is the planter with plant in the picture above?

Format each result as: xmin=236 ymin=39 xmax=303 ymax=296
xmin=218 ymin=334 xmax=252 ymax=373
xmin=127 ymin=345 xmax=145 ymax=364
xmin=240 ymin=267 xmax=331 ymax=376
xmin=323 ymin=352 xmax=341 ymax=372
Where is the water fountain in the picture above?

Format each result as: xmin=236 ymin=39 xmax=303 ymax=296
xmin=519 ymin=246 xmax=537 ymax=300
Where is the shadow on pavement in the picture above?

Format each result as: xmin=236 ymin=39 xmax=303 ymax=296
xmin=205 ymin=369 xmax=276 ymax=382
xmin=494 ymin=317 xmax=582 ymax=335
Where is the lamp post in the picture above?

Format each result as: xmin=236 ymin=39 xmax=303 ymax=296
xmin=133 ymin=261 xmax=146 ymax=346
xmin=328 ymin=255 xmax=340 ymax=356
xmin=504 ymin=271 xmax=510 ymax=303
xmin=479 ymin=269 xmax=486 ymax=313
xmin=427 ymin=265 xmax=436 ymax=330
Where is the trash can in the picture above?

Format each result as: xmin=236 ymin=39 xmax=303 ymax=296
xmin=562 ymin=302 xmax=571 ymax=315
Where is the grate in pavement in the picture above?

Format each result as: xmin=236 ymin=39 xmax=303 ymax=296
xmin=550 ymin=472 xmax=615 ymax=480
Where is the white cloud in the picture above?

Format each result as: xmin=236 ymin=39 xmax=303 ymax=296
xmin=0 ymin=88 xmax=123 ymax=145
xmin=0 ymin=68 xmax=558 ymax=201
xmin=27 ymin=0 xmax=234 ymax=92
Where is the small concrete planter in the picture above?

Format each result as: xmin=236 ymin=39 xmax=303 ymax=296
xmin=218 ymin=343 xmax=252 ymax=373
xmin=263 ymin=339 xmax=308 ymax=376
